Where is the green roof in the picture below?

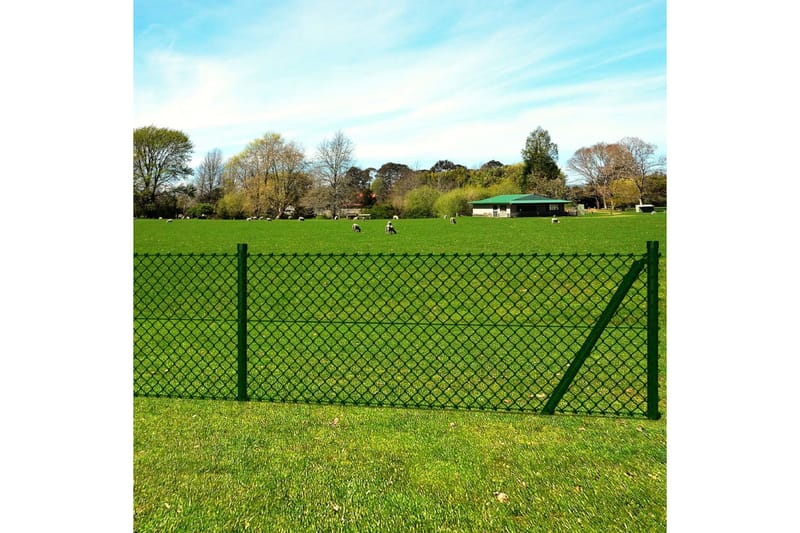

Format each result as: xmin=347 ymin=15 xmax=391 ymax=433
xmin=469 ymin=194 xmax=570 ymax=205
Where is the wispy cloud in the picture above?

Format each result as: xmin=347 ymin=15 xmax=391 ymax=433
xmin=134 ymin=0 xmax=665 ymax=170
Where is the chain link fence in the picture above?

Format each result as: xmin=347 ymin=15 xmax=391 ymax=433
xmin=134 ymin=243 xmax=660 ymax=418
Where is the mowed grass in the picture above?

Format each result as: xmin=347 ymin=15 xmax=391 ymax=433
xmin=134 ymin=212 xmax=667 ymax=532
xmin=134 ymin=211 xmax=666 ymax=255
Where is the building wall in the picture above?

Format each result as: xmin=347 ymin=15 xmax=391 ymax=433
xmin=471 ymin=205 xmax=510 ymax=217
xmin=514 ymin=204 xmax=566 ymax=217
xmin=472 ymin=203 xmax=567 ymax=217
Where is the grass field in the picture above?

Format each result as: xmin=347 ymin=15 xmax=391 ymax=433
xmin=134 ymin=212 xmax=667 ymax=532
xmin=133 ymin=211 xmax=666 ymax=255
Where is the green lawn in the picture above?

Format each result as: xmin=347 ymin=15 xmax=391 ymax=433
xmin=133 ymin=212 xmax=666 ymax=255
xmin=134 ymin=212 xmax=667 ymax=532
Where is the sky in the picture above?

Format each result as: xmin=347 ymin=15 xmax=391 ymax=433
xmin=134 ymin=0 xmax=666 ymax=178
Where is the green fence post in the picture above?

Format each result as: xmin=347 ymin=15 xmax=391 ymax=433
xmin=646 ymin=240 xmax=661 ymax=420
xmin=237 ymin=243 xmax=249 ymax=401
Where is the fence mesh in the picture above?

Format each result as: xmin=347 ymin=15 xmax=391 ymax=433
xmin=134 ymin=250 xmax=655 ymax=417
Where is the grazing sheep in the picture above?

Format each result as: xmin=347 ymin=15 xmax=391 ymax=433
xmin=450 ymin=217 xmax=456 ymax=224
xmin=385 ymin=221 xmax=397 ymax=234
xmin=352 ymin=223 xmax=361 ymax=232
xmin=166 ymin=218 xmax=173 ymax=223
xmin=298 ymin=217 xmax=305 ymax=221
xmin=392 ymin=215 xmax=399 ymax=220
xmin=551 ymin=215 xmax=560 ymax=224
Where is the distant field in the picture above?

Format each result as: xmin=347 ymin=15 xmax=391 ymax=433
xmin=133 ymin=212 xmax=666 ymax=255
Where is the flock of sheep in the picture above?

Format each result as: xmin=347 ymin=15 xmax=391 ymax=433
xmin=163 ymin=214 xmax=562 ymax=226
xmin=350 ymin=215 xmax=459 ymax=234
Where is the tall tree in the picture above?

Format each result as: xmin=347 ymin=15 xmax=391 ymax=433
xmin=194 ymin=149 xmax=224 ymax=204
xmin=345 ymin=166 xmax=376 ymax=208
xmin=224 ymin=132 xmax=311 ymax=218
xmin=430 ymin=160 xmax=456 ymax=173
xmin=372 ymin=162 xmax=414 ymax=203
xmin=618 ymin=137 xmax=665 ymax=205
xmin=567 ymin=143 xmax=615 ymax=209
xmin=133 ymin=125 xmax=194 ymax=216
xmin=521 ymin=126 xmax=560 ymax=191
xmin=314 ymin=130 xmax=355 ymax=218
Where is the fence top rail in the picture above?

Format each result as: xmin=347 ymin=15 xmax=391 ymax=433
xmin=135 ymin=250 xmax=650 ymax=259
xmin=134 ymin=252 xmax=235 ymax=258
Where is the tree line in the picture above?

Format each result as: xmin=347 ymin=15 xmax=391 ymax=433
xmin=133 ymin=125 xmax=666 ymax=219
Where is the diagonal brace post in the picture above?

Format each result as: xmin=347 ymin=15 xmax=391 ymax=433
xmin=542 ymin=257 xmax=646 ymax=415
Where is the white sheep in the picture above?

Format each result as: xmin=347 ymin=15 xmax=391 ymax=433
xmin=352 ymin=223 xmax=361 ymax=232
xmin=450 ymin=217 xmax=456 ymax=224
xmin=551 ymin=215 xmax=560 ymax=224
xmin=298 ymin=217 xmax=305 ymax=221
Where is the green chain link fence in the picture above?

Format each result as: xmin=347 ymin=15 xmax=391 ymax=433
xmin=134 ymin=242 xmax=660 ymax=419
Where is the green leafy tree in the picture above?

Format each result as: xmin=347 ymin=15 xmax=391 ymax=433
xmin=526 ymin=171 xmax=567 ymax=199
xmin=430 ymin=160 xmax=456 ymax=173
xmin=520 ymin=126 xmax=560 ymax=191
xmin=345 ymin=166 xmax=376 ymax=208
xmin=372 ymin=162 xmax=414 ymax=203
xmin=646 ymin=171 xmax=667 ymax=206
xmin=133 ymin=125 xmax=194 ymax=217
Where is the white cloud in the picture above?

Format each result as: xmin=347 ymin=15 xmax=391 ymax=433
xmin=135 ymin=0 xmax=665 ymax=171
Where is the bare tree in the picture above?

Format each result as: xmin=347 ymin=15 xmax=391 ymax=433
xmin=194 ymin=149 xmax=224 ymax=204
xmin=618 ymin=137 xmax=665 ymax=205
xmin=314 ymin=130 xmax=355 ymax=218
xmin=567 ymin=143 xmax=616 ymax=209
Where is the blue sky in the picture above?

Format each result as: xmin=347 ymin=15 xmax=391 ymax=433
xmin=134 ymin=0 xmax=666 ymax=177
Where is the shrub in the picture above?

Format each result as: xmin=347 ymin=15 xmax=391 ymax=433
xmin=365 ymin=203 xmax=399 ymax=219
xmin=216 ymin=193 xmax=246 ymax=219
xmin=433 ymin=187 xmax=482 ymax=217
xmin=187 ymin=203 xmax=215 ymax=218
xmin=403 ymin=186 xmax=441 ymax=218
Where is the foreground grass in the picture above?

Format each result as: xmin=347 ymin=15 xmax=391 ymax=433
xmin=135 ymin=400 xmax=665 ymax=532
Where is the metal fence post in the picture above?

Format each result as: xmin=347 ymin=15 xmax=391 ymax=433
xmin=237 ymin=243 xmax=249 ymax=401
xmin=646 ymin=240 xmax=660 ymax=420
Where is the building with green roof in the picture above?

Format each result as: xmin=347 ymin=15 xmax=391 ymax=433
xmin=469 ymin=194 xmax=571 ymax=218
